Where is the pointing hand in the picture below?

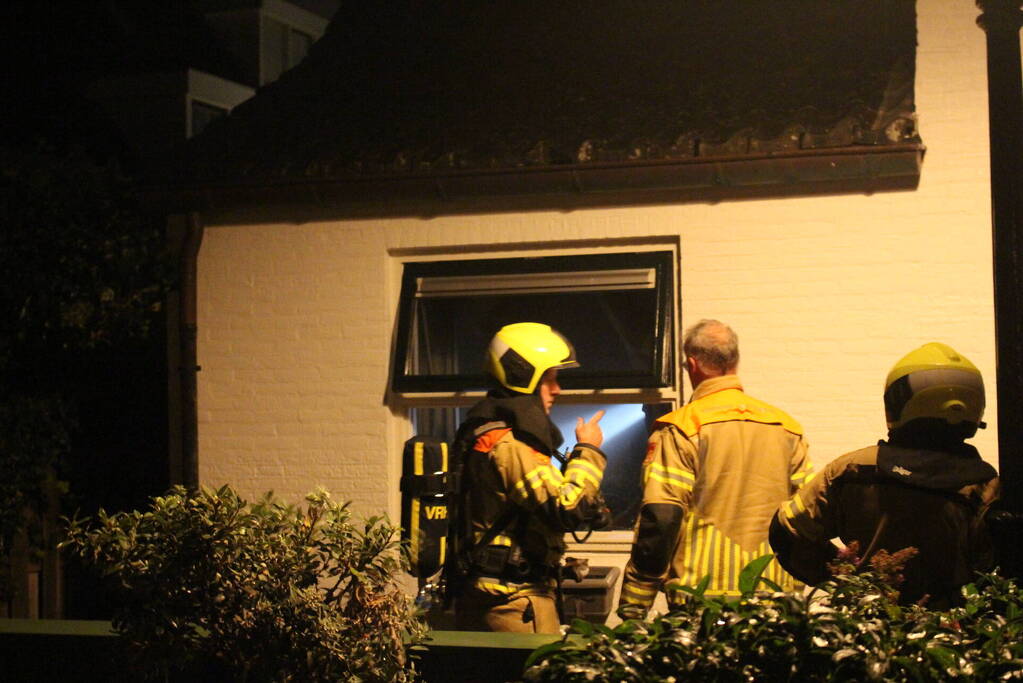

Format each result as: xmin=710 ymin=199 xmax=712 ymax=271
xmin=575 ymin=409 xmax=605 ymax=448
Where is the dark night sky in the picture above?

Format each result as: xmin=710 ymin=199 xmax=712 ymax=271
xmin=3 ymin=0 xmax=240 ymax=158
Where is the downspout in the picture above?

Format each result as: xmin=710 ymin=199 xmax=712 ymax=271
xmin=977 ymin=1 xmax=1023 ymax=504
xmin=977 ymin=0 xmax=1023 ymax=573
xmin=180 ymin=212 xmax=204 ymax=490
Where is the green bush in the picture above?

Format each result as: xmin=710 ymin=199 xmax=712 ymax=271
xmin=523 ymin=554 xmax=1023 ymax=682
xmin=61 ymin=485 xmax=426 ymax=682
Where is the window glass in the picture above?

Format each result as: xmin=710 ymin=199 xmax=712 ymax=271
xmin=411 ymin=402 xmax=670 ymax=530
xmin=263 ymin=17 xmax=289 ymax=83
xmin=190 ymin=100 xmax=228 ymax=138
xmin=289 ymin=29 xmax=313 ymax=68
xmin=393 ymin=251 xmax=675 ymax=392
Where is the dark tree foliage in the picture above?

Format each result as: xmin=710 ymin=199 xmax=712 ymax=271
xmin=1 ymin=143 xmax=169 ymax=360
xmin=0 ymin=141 xmax=174 ymax=602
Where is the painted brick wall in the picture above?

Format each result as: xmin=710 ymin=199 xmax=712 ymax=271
xmin=197 ymin=0 xmax=999 ymax=523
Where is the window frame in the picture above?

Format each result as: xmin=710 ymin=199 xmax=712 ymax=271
xmin=390 ymin=250 xmax=676 ymax=394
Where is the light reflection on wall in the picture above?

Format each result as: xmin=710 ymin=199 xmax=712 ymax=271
xmin=550 ymin=403 xmax=648 ymax=529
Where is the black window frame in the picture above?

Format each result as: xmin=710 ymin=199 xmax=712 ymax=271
xmin=391 ymin=250 xmax=675 ymax=393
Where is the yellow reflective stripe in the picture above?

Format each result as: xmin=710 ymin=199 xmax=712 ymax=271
xmin=700 ymin=523 xmax=713 ymax=589
xmin=537 ymin=467 xmax=563 ymax=488
xmin=521 ymin=464 xmax=562 ymax=491
xmin=568 ymin=457 xmax=602 ymax=482
xmin=410 ymin=441 xmax=425 ymax=562
xmin=673 ymin=516 xmax=800 ymax=594
xmin=558 ymin=484 xmax=579 ymax=506
xmin=623 ymin=582 xmax=657 ymax=597
xmin=648 ymin=469 xmax=694 ymax=492
xmin=649 ymin=462 xmax=695 ymax=488
xmin=410 ymin=499 xmax=421 ymax=560
xmin=680 ymin=511 xmax=696 ymax=578
xmin=621 ymin=592 xmax=655 ymax=606
xmin=559 ymin=484 xmax=583 ymax=507
xmin=791 ymin=462 xmax=814 ymax=483
xmin=490 ymin=534 xmax=513 ymax=547
xmin=662 ymin=463 xmax=695 ymax=483
xmin=566 ymin=470 xmax=600 ymax=491
xmin=573 ymin=456 xmax=602 ymax=477
xmin=621 ymin=596 xmax=650 ymax=607
xmin=475 ymin=578 xmax=550 ymax=594
xmin=715 ymin=524 xmax=727 ymax=593
xmin=729 ymin=537 xmax=739 ymax=589
xmin=566 ymin=467 xmax=601 ymax=490
xmin=523 ymin=470 xmax=544 ymax=489
xmin=476 ymin=580 xmax=515 ymax=594
xmin=516 ymin=462 xmax=587 ymax=505
xmin=620 ymin=585 xmax=656 ymax=606
xmin=414 ymin=441 xmax=424 ymax=476
xmin=784 ymin=492 xmax=806 ymax=519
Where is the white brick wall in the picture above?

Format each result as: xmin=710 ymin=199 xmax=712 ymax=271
xmin=197 ymin=0 xmax=999 ymax=524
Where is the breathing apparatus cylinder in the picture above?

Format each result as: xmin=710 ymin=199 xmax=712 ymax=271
xmin=399 ymin=435 xmax=455 ymax=579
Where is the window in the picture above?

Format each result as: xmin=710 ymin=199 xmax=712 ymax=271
xmin=396 ymin=248 xmax=679 ymax=530
xmin=289 ymin=28 xmax=313 ymax=66
xmin=410 ymin=401 xmax=672 ymax=530
xmin=189 ymin=100 xmax=228 ymax=138
xmin=263 ymin=17 xmax=315 ymax=84
xmin=392 ymin=251 xmax=675 ymax=393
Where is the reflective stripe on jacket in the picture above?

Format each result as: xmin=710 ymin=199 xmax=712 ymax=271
xmin=464 ymin=427 xmax=607 ymax=598
xmin=620 ymin=375 xmax=810 ymax=611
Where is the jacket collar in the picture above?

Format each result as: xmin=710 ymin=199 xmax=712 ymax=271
xmin=689 ymin=374 xmax=743 ymax=402
xmin=876 ymin=440 xmax=997 ymax=491
xmin=463 ymin=391 xmax=564 ymax=455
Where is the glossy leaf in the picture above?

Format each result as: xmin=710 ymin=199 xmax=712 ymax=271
xmin=738 ymin=554 xmax=774 ymax=595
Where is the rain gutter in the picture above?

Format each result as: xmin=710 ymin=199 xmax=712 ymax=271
xmin=149 ymin=144 xmax=924 ymax=223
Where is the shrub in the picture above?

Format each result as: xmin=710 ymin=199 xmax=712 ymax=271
xmin=523 ymin=554 xmax=1023 ymax=682
xmin=61 ymin=485 xmax=426 ymax=682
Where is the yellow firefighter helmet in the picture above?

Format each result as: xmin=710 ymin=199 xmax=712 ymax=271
xmin=486 ymin=322 xmax=579 ymax=394
xmin=883 ymin=342 xmax=985 ymax=435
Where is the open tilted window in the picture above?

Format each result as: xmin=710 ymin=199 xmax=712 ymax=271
xmin=391 ymin=251 xmax=675 ymax=393
xmin=392 ymin=249 xmax=677 ymax=530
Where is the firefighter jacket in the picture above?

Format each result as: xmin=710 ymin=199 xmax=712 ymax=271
xmin=770 ymin=438 xmax=999 ymax=608
xmin=619 ymin=375 xmax=811 ymax=612
xmin=458 ymin=392 xmax=607 ymax=600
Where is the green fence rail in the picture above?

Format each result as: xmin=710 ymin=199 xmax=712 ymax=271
xmin=0 ymin=619 xmax=564 ymax=682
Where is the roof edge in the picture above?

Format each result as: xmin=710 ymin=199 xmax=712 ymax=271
xmin=148 ymin=144 xmax=924 ymax=222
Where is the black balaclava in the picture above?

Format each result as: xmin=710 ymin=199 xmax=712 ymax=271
xmin=886 ymin=417 xmax=977 ymax=453
xmin=463 ymin=386 xmax=564 ymax=456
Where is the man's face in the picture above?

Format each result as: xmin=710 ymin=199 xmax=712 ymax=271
xmin=538 ymin=369 xmax=561 ymax=414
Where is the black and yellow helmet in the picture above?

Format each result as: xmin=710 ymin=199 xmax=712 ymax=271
xmin=486 ymin=322 xmax=579 ymax=394
xmin=883 ymin=342 xmax=985 ymax=434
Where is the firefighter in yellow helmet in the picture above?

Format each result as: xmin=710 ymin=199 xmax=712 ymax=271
xmin=770 ymin=343 xmax=1000 ymax=608
xmin=452 ymin=322 xmax=608 ymax=633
